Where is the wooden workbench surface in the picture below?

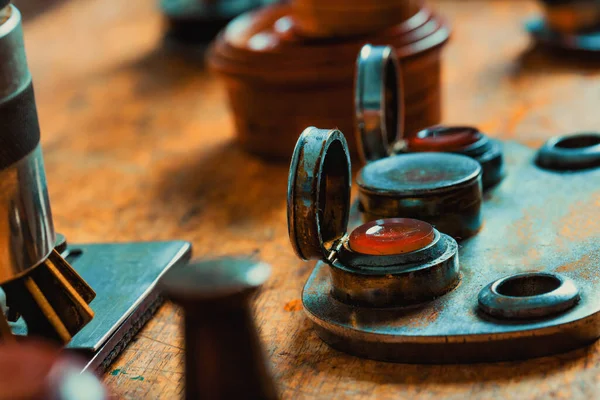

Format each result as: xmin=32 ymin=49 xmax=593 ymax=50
xmin=19 ymin=0 xmax=600 ymax=398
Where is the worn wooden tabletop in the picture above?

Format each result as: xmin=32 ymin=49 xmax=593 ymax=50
xmin=17 ymin=0 xmax=600 ymax=398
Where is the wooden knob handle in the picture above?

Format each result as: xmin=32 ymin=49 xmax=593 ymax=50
xmin=160 ymin=257 xmax=277 ymax=400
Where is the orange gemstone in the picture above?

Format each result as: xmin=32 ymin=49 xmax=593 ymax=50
xmin=349 ymin=218 xmax=436 ymax=255
xmin=408 ymin=126 xmax=482 ymax=152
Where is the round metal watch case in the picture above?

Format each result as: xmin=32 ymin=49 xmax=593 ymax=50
xmin=357 ymin=152 xmax=483 ymax=240
xmin=353 ymin=45 xmax=504 ymax=191
xmin=287 ymin=127 xmax=461 ymax=309
xmin=332 ymin=230 xmax=459 ymax=308
xmin=408 ymin=126 xmax=504 ymax=190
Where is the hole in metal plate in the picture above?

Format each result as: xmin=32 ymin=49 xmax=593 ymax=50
xmin=496 ymin=274 xmax=561 ymax=297
xmin=478 ymin=272 xmax=580 ymax=320
xmin=536 ymin=132 xmax=600 ymax=170
xmin=555 ymin=133 xmax=600 ymax=149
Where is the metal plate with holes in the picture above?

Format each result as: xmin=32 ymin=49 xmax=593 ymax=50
xmin=9 ymin=240 xmax=192 ymax=372
xmin=302 ymin=141 xmax=600 ymax=363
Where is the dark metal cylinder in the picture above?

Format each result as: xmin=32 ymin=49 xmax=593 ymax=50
xmin=184 ymin=304 xmax=275 ymax=399
xmin=160 ymin=258 xmax=277 ymax=400
xmin=357 ymin=153 xmax=483 ymax=240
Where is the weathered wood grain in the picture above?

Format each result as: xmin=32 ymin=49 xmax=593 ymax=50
xmin=17 ymin=0 xmax=600 ymax=398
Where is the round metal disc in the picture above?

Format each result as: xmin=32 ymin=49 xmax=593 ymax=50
xmin=287 ymin=128 xmax=351 ymax=261
xmin=354 ymin=44 xmax=403 ymax=164
xmin=357 ymin=152 xmax=481 ymax=196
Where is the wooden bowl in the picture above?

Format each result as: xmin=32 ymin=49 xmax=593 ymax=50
xmin=208 ymin=4 xmax=450 ymax=161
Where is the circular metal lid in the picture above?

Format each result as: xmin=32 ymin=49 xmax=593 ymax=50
xmin=287 ymin=127 xmax=351 ymax=261
xmin=357 ymin=152 xmax=482 ymax=195
xmin=355 ymin=44 xmax=403 ymax=164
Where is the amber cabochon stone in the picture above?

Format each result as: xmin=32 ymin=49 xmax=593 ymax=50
xmin=208 ymin=4 xmax=450 ymax=161
xmin=349 ymin=218 xmax=436 ymax=255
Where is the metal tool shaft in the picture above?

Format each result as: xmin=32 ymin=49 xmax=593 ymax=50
xmin=0 ymin=4 xmax=95 ymax=344
xmin=0 ymin=4 xmax=54 ymax=283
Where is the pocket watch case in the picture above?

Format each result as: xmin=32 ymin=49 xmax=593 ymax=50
xmin=289 ymin=127 xmax=600 ymax=364
xmin=287 ymin=127 xmax=460 ymax=308
xmin=355 ymin=44 xmax=505 ymax=190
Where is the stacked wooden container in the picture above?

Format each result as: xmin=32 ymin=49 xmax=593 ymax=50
xmin=208 ymin=0 xmax=450 ymax=160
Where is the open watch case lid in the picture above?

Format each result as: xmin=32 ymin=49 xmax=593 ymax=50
xmin=354 ymin=44 xmax=404 ymax=164
xmin=287 ymin=127 xmax=352 ymax=261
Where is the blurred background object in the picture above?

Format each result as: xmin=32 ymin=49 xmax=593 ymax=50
xmin=162 ymin=0 xmax=278 ymax=44
xmin=208 ymin=0 xmax=450 ymax=160
xmin=527 ymin=0 xmax=600 ymax=53
xmin=0 ymin=336 xmax=107 ymax=400
xmin=11 ymin=0 xmax=65 ymax=21
xmin=541 ymin=0 xmax=600 ymax=33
